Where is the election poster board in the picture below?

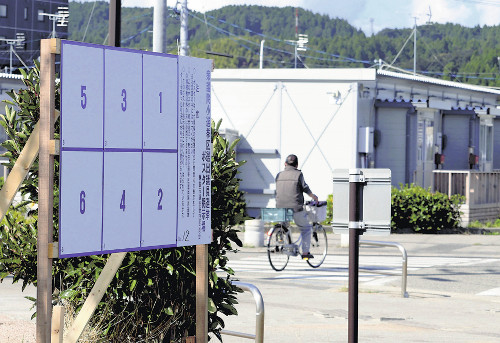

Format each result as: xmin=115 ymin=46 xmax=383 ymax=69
xmin=59 ymin=41 xmax=212 ymax=257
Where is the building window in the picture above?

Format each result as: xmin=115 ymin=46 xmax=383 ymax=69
xmin=24 ymin=7 xmax=28 ymax=20
xmin=0 ymin=5 xmax=7 ymax=18
xmin=38 ymin=9 xmax=45 ymax=22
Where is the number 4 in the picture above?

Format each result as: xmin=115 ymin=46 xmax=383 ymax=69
xmin=120 ymin=190 xmax=126 ymax=211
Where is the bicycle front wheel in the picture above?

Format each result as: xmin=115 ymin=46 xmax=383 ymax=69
xmin=307 ymin=224 xmax=328 ymax=268
xmin=267 ymin=224 xmax=291 ymax=271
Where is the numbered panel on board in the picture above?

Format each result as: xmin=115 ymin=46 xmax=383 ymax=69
xmin=143 ymin=54 xmax=178 ymax=150
xmin=141 ymin=152 xmax=178 ymax=247
xmin=102 ymin=152 xmax=142 ymax=251
xmin=61 ymin=43 xmax=103 ymax=148
xmin=104 ymin=49 xmax=143 ymax=149
xmin=59 ymin=151 xmax=103 ymax=256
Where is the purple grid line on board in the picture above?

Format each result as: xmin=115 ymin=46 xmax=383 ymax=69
xmin=142 ymin=149 xmax=177 ymax=153
xmin=176 ymin=57 xmax=179 ymax=244
xmin=58 ymin=41 xmax=64 ymax=256
xmin=101 ymin=46 xmax=105 ymax=252
xmin=104 ymin=148 xmax=142 ymax=152
xmin=140 ymin=54 xmax=144 ymax=247
xmin=59 ymin=243 xmax=177 ymax=258
xmin=61 ymin=147 xmax=103 ymax=152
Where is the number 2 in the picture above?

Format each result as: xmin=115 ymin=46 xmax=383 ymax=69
xmin=157 ymin=188 xmax=163 ymax=210
xmin=121 ymin=89 xmax=127 ymax=111
xmin=120 ymin=190 xmax=126 ymax=211
xmin=81 ymin=85 xmax=87 ymax=109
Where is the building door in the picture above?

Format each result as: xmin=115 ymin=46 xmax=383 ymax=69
xmin=479 ymin=116 xmax=494 ymax=172
xmin=415 ymin=110 xmax=435 ymax=188
xmin=375 ymin=107 xmax=407 ymax=187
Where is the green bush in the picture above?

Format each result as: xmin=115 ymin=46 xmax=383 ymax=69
xmin=0 ymin=63 xmax=248 ymax=341
xmin=391 ymin=184 xmax=464 ymax=233
xmin=321 ymin=194 xmax=333 ymax=226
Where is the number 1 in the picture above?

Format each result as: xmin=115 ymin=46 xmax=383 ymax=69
xmin=159 ymin=92 xmax=162 ymax=114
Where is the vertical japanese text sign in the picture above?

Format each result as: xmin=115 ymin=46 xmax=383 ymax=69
xmin=59 ymin=41 xmax=212 ymax=257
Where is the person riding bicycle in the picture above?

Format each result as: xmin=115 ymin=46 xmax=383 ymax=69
xmin=275 ymin=154 xmax=318 ymax=260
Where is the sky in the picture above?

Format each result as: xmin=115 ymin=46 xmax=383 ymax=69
xmin=76 ymin=0 xmax=500 ymax=35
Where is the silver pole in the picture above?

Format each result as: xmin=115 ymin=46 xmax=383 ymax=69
xmin=259 ymin=40 xmax=265 ymax=69
xmin=413 ymin=18 xmax=417 ymax=75
xmin=180 ymin=0 xmax=188 ymax=56
xmin=153 ymin=0 xmax=166 ymax=53
xmin=9 ymin=44 xmax=13 ymax=74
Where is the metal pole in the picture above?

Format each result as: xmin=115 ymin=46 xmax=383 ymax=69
xmin=259 ymin=40 xmax=265 ymax=69
xmin=9 ymin=44 xmax=12 ymax=74
xmin=348 ymin=169 xmax=363 ymax=343
xmin=294 ymin=44 xmax=297 ymax=69
xmin=180 ymin=0 xmax=188 ymax=56
xmin=413 ymin=18 xmax=417 ymax=75
xmin=109 ymin=0 xmax=121 ymax=47
xmin=153 ymin=0 xmax=166 ymax=53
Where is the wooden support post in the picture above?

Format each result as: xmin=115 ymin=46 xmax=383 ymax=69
xmin=65 ymin=252 xmax=127 ymax=343
xmin=51 ymin=305 xmax=64 ymax=343
xmin=196 ymin=244 xmax=209 ymax=343
xmin=37 ymin=38 xmax=58 ymax=343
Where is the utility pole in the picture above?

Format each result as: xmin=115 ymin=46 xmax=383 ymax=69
xmin=413 ymin=17 xmax=417 ymax=76
xmin=180 ymin=0 xmax=188 ymax=56
xmin=109 ymin=0 xmax=121 ymax=47
xmin=153 ymin=0 xmax=167 ymax=53
xmin=259 ymin=40 xmax=265 ymax=69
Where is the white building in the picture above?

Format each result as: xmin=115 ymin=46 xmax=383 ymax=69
xmin=211 ymin=68 xmax=500 ymax=221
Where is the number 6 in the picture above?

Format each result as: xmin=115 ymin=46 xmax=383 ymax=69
xmin=80 ymin=190 xmax=86 ymax=214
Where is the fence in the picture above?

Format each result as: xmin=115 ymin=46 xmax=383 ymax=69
xmin=433 ymin=170 xmax=500 ymax=225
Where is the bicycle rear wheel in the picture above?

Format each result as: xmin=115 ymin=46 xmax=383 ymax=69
xmin=307 ymin=224 xmax=328 ymax=268
xmin=267 ymin=224 xmax=291 ymax=271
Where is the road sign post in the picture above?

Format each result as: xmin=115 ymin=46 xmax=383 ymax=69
xmin=332 ymin=168 xmax=391 ymax=343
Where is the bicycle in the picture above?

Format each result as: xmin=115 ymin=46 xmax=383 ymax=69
xmin=261 ymin=201 xmax=328 ymax=271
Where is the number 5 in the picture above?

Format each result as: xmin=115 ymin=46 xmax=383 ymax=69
xmin=81 ymin=85 xmax=87 ymax=109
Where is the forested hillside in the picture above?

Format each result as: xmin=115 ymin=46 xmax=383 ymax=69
xmin=69 ymin=1 xmax=500 ymax=86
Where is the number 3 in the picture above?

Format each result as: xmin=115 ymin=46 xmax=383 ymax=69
xmin=121 ymin=89 xmax=127 ymax=111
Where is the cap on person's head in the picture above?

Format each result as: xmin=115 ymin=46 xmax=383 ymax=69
xmin=285 ymin=154 xmax=298 ymax=167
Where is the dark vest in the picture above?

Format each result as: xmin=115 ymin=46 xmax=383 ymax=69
xmin=276 ymin=167 xmax=304 ymax=212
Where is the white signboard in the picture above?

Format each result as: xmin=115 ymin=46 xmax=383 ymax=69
xmin=331 ymin=168 xmax=391 ymax=235
xmin=59 ymin=41 xmax=212 ymax=257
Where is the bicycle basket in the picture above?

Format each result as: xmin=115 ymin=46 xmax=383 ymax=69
xmin=305 ymin=203 xmax=327 ymax=222
xmin=261 ymin=208 xmax=294 ymax=222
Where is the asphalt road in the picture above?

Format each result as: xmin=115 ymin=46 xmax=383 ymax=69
xmin=217 ymin=232 xmax=500 ymax=342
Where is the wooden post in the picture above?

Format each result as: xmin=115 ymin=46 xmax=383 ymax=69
xmin=37 ymin=38 xmax=58 ymax=343
xmin=196 ymin=244 xmax=209 ymax=343
xmin=51 ymin=305 xmax=64 ymax=343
